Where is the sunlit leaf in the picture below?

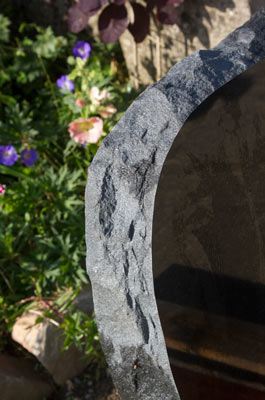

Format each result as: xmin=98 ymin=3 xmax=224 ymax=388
xmin=67 ymin=4 xmax=89 ymax=33
xmin=79 ymin=0 xmax=107 ymax=13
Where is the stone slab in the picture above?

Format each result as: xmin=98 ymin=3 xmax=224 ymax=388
xmin=152 ymin=54 xmax=265 ymax=390
xmin=85 ymin=8 xmax=265 ymax=400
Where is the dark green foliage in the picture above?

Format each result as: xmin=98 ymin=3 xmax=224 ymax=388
xmin=0 ymin=15 xmax=139 ymax=361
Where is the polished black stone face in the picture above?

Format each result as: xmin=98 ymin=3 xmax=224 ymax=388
xmin=86 ymin=9 xmax=265 ymax=399
xmin=153 ymin=58 xmax=265 ymax=389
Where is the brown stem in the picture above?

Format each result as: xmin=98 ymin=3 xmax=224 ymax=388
xmin=156 ymin=33 xmax=161 ymax=81
xmin=0 ymin=267 xmax=15 ymax=294
xmin=133 ymin=40 xmax=139 ymax=90
xmin=150 ymin=11 xmax=162 ymax=81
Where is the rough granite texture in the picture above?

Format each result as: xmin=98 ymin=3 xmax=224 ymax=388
xmin=85 ymin=9 xmax=265 ymax=400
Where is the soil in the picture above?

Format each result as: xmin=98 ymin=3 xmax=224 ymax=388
xmin=48 ymin=364 xmax=120 ymax=400
xmin=5 ymin=338 xmax=120 ymax=400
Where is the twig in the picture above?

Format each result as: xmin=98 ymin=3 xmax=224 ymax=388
xmin=156 ymin=33 xmax=161 ymax=81
xmin=0 ymin=267 xmax=15 ymax=294
xmin=133 ymin=41 xmax=139 ymax=90
xmin=150 ymin=11 xmax=162 ymax=81
xmin=40 ymin=299 xmax=65 ymax=317
xmin=184 ymin=35 xmax=188 ymax=57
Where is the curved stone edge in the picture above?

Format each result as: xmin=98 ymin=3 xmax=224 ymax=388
xmin=85 ymin=8 xmax=265 ymax=400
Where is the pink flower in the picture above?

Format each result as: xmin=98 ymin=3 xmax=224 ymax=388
xmin=90 ymin=86 xmax=110 ymax=105
xmin=68 ymin=117 xmax=103 ymax=144
xmin=0 ymin=184 xmax=6 ymax=195
xmin=75 ymin=98 xmax=85 ymax=107
xmin=99 ymin=104 xmax=117 ymax=118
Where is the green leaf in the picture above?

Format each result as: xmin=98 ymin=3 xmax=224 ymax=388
xmin=0 ymin=14 xmax=10 ymax=42
xmin=0 ymin=165 xmax=33 ymax=181
xmin=35 ymin=316 xmax=44 ymax=324
xmin=0 ymin=93 xmax=16 ymax=106
xmin=67 ymin=56 xmax=75 ymax=66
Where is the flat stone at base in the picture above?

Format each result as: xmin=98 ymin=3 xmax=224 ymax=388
xmin=12 ymin=312 xmax=88 ymax=385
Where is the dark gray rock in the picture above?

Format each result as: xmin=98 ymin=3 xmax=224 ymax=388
xmin=85 ymin=9 xmax=265 ymax=400
xmin=153 ymin=57 xmax=265 ymax=386
xmin=153 ymin=58 xmax=265 ymax=286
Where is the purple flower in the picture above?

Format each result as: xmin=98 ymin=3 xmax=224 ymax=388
xmin=72 ymin=41 xmax=91 ymax=60
xmin=21 ymin=148 xmax=38 ymax=167
xmin=56 ymin=75 xmax=75 ymax=92
xmin=0 ymin=146 xmax=18 ymax=166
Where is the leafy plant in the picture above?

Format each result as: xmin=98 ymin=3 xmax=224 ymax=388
xmin=67 ymin=0 xmax=185 ymax=43
xmin=0 ymin=13 xmax=10 ymax=42
xmin=0 ymin=15 xmax=139 ymax=360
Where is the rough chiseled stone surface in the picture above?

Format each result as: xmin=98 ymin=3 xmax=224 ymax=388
xmin=85 ymin=9 xmax=265 ymax=400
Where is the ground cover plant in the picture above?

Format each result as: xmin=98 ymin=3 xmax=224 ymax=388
xmin=0 ymin=12 xmax=138 ymax=364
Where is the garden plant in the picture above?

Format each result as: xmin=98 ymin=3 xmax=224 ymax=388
xmin=67 ymin=0 xmax=185 ymax=85
xmin=0 ymin=11 xmax=138 ymax=366
xmin=67 ymin=0 xmax=185 ymax=43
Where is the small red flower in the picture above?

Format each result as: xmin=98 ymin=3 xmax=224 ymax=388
xmin=75 ymin=98 xmax=86 ymax=107
xmin=90 ymin=87 xmax=110 ymax=105
xmin=99 ymin=104 xmax=117 ymax=118
xmin=0 ymin=184 xmax=6 ymax=195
